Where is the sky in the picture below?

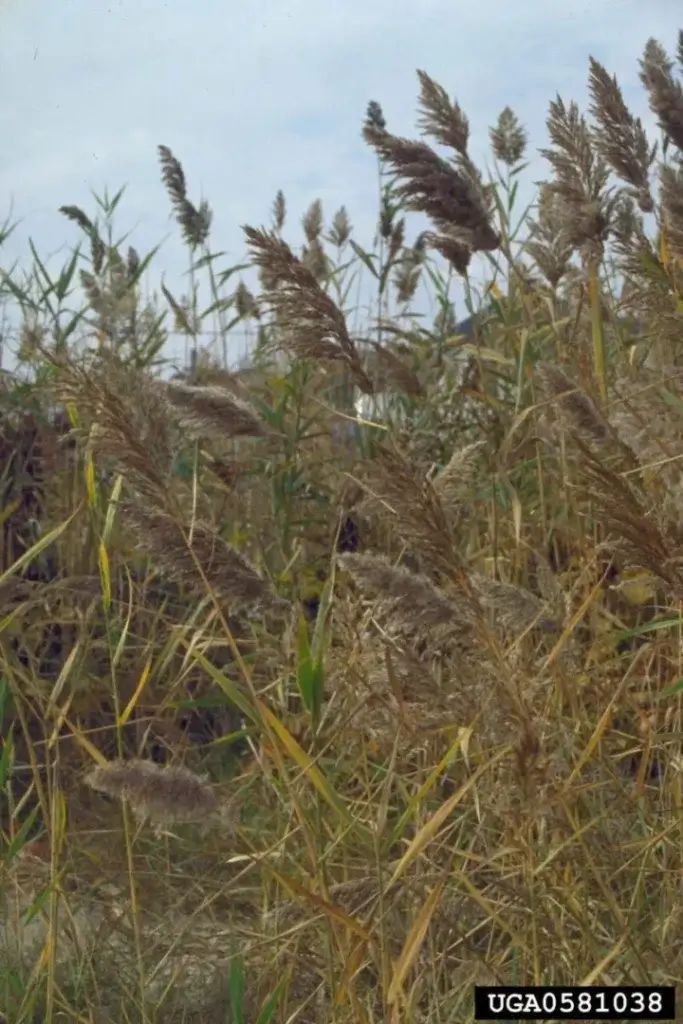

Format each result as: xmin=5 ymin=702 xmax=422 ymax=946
xmin=0 ymin=0 xmax=681 ymax=369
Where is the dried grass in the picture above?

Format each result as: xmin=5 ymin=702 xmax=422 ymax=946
xmin=122 ymin=501 xmax=287 ymax=611
xmin=7 ymin=30 xmax=683 ymax=1024
xmin=85 ymin=758 xmax=232 ymax=835
xmin=165 ymin=380 xmax=266 ymax=441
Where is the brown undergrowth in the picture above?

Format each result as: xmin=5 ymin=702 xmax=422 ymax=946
xmin=2 ymin=29 xmax=683 ymax=1024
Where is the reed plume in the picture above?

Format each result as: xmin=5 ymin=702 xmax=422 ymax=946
xmin=489 ymin=107 xmax=528 ymax=166
xmin=364 ymin=444 xmax=460 ymax=578
xmin=588 ymin=57 xmax=655 ymax=213
xmin=541 ymin=95 xmax=617 ymax=262
xmin=471 ymin=574 xmax=560 ymax=635
xmin=85 ymin=758 xmax=232 ymax=835
xmin=639 ymin=38 xmax=683 ymax=153
xmin=53 ymin=353 xmax=178 ymax=508
xmin=537 ymin=363 xmax=611 ymax=446
xmin=339 ymin=552 xmax=473 ymax=632
xmin=243 ymin=225 xmax=374 ymax=394
xmin=363 ymin=70 xmax=500 ymax=274
xmin=123 ymin=502 xmax=287 ymax=611
xmin=165 ymin=381 xmax=266 ymax=442
xmin=158 ymin=145 xmax=213 ymax=248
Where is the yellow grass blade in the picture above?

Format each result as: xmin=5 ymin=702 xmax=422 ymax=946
xmin=0 ymin=511 xmax=79 ymax=588
xmin=84 ymin=448 xmax=97 ymax=509
xmin=387 ymin=878 xmax=445 ymax=1005
xmin=98 ymin=539 xmax=111 ymax=610
xmin=459 ymin=343 xmax=515 ymax=367
xmin=61 ymin=715 xmax=109 ymax=767
xmin=102 ymin=474 xmax=123 ymax=542
xmin=388 ymin=727 xmax=473 ymax=846
xmin=561 ymin=659 xmax=638 ymax=792
xmin=118 ymin=654 xmax=153 ymax=726
xmin=580 ymin=934 xmax=627 ymax=984
xmin=266 ymin=869 xmax=371 ymax=941
xmin=191 ymin=649 xmax=260 ymax=724
xmin=388 ymin=745 xmax=510 ymax=888
xmin=540 ymin=572 xmax=604 ymax=672
xmin=47 ymin=642 xmax=81 ymax=710
xmin=335 ymin=940 xmax=372 ymax=1017
xmin=259 ymin=701 xmax=370 ymax=840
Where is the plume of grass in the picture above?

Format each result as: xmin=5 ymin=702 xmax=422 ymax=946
xmin=328 ymin=205 xmax=352 ymax=247
xmin=393 ymin=233 xmax=427 ymax=305
xmin=360 ymin=339 xmax=425 ymax=397
xmin=362 ymin=443 xmax=461 ymax=578
xmin=85 ymin=758 xmax=232 ymax=835
xmin=164 ymin=380 xmax=266 ymax=441
xmin=639 ymin=38 xmax=683 ymax=153
xmin=364 ymin=99 xmax=387 ymax=132
xmin=611 ymin=366 xmax=683 ymax=508
xmin=537 ymin=363 xmax=611 ymax=446
xmin=576 ymin=438 xmax=683 ymax=600
xmin=302 ymin=198 xmax=323 ymax=243
xmin=415 ymin=68 xmax=471 ymax=155
xmin=158 ymin=145 xmax=213 ymax=249
xmin=271 ymin=188 xmax=287 ymax=232
xmin=659 ymin=163 xmax=683 ymax=261
xmin=470 ymin=574 xmax=561 ymax=635
xmin=525 ymin=184 xmax=576 ymax=289
xmin=52 ymin=352 xmax=178 ymax=507
xmin=588 ymin=56 xmax=655 ymax=213
xmin=243 ymin=225 xmax=374 ymax=394
xmin=363 ymin=71 xmax=500 ymax=274
xmin=339 ymin=552 xmax=474 ymax=633
xmin=542 ymin=95 xmax=616 ymax=259
xmin=122 ymin=502 xmax=287 ymax=612
xmin=60 ymin=204 xmax=107 ymax=274
xmin=432 ymin=441 xmax=484 ymax=518
xmin=542 ymin=95 xmax=619 ymax=404
xmin=233 ymin=280 xmax=260 ymax=320
xmin=489 ymin=107 xmax=528 ymax=167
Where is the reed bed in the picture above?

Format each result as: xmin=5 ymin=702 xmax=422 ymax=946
xmin=1 ymin=29 xmax=683 ymax=1022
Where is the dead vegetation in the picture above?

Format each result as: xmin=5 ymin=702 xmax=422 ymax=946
xmin=1 ymin=29 xmax=683 ymax=1024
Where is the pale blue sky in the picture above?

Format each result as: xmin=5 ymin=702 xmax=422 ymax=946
xmin=0 ymin=0 xmax=681 ymax=367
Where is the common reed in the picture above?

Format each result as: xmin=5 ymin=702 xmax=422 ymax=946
xmin=85 ymin=758 xmax=233 ymax=836
xmin=4 ymin=28 xmax=683 ymax=1024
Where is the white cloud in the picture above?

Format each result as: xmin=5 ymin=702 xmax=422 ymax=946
xmin=0 ymin=0 xmax=680 ymax=366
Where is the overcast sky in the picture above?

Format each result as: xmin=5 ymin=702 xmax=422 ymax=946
xmin=0 ymin=0 xmax=681 ymax=368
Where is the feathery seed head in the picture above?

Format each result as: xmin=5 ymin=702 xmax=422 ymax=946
xmin=158 ymin=145 xmax=213 ymax=248
xmin=243 ymin=225 xmax=374 ymax=393
xmin=588 ymin=57 xmax=655 ymax=213
xmin=417 ymin=69 xmax=470 ymax=156
xmin=329 ymin=206 xmax=352 ymax=247
xmin=165 ymin=381 xmax=266 ymax=442
xmin=471 ymin=574 xmax=561 ymax=635
xmin=339 ymin=552 xmax=474 ymax=633
xmin=85 ymin=758 xmax=229 ymax=835
xmin=233 ymin=280 xmax=259 ymax=320
xmin=659 ymin=163 xmax=683 ymax=260
xmin=302 ymin=199 xmax=324 ymax=244
xmin=537 ymin=363 xmax=611 ymax=446
xmin=364 ymin=100 xmax=386 ymax=132
xmin=123 ymin=502 xmax=288 ymax=612
xmin=640 ymin=38 xmax=683 ymax=153
xmin=271 ymin=189 xmax=287 ymax=232
xmin=490 ymin=107 xmax=528 ymax=166
xmin=541 ymin=95 xmax=616 ymax=262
